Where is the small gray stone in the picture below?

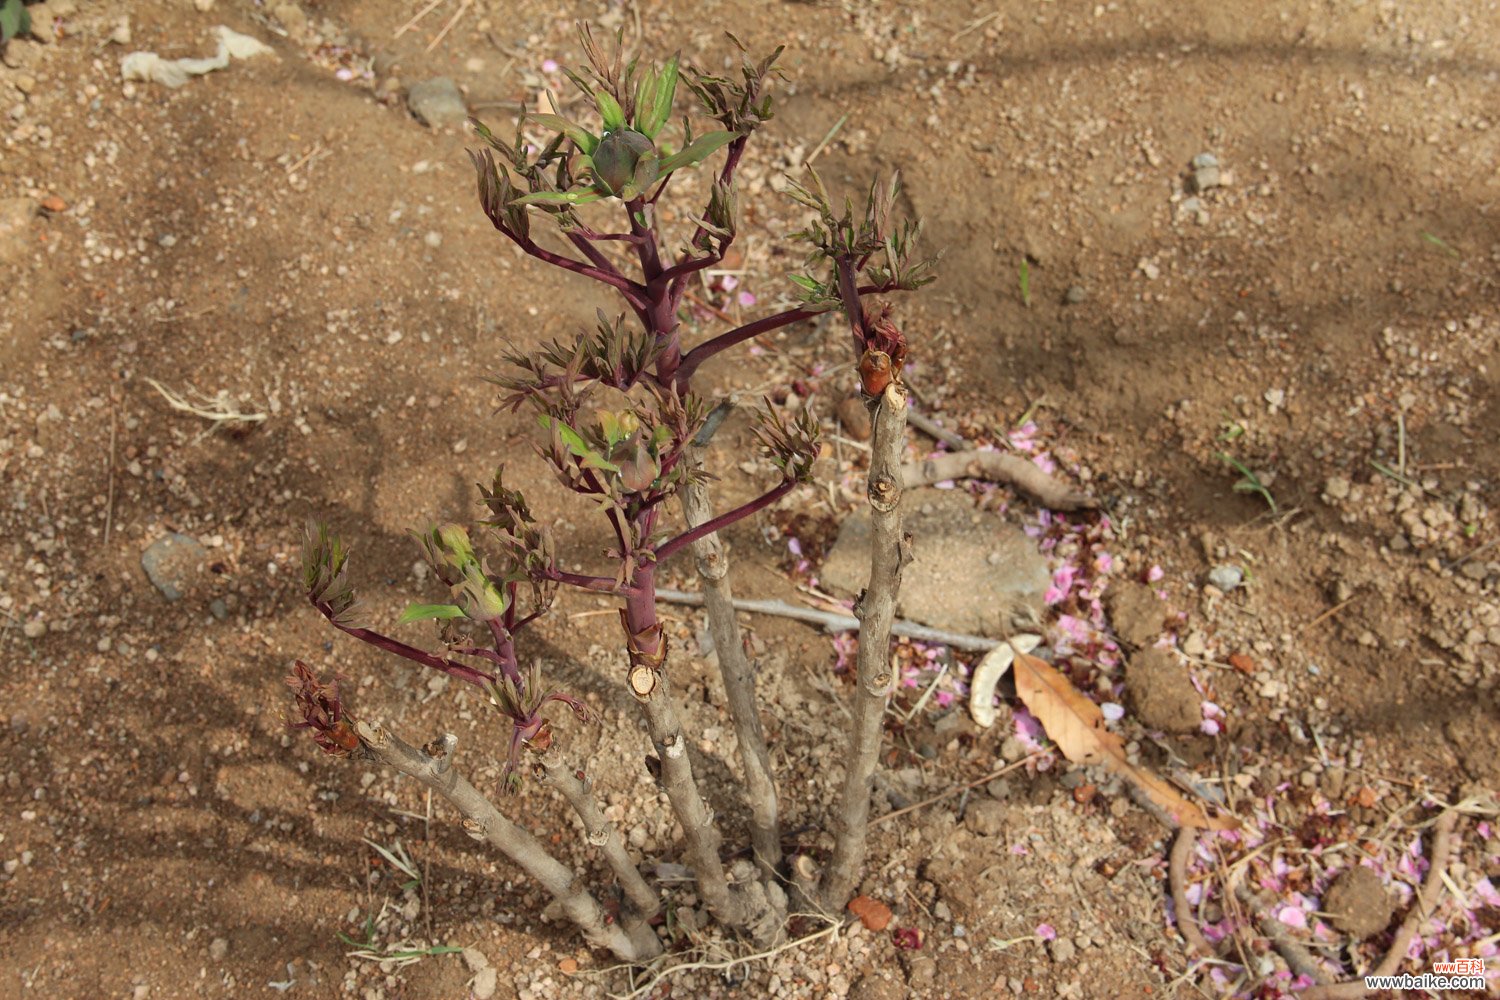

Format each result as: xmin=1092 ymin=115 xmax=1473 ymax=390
xmin=209 ymin=599 xmax=229 ymax=621
xmin=1323 ymin=476 xmax=1351 ymax=501
xmin=22 ymin=619 xmax=46 ymax=639
xmin=820 ymin=491 xmax=1050 ymax=638
xmin=209 ymin=937 xmax=229 ymax=961
xmin=406 ymin=77 xmax=467 ymax=127
xmin=1049 ymin=937 xmax=1077 ymax=963
xmin=1192 ymin=166 xmax=1222 ymax=191
xmin=1064 ymin=284 xmax=1087 ymax=305
xmin=141 ymin=533 xmax=208 ymax=602
xmin=471 ymin=966 xmax=498 ymax=999
xmin=1190 ymin=153 xmax=1219 ymax=170
xmin=461 ymin=947 xmax=489 ymax=973
xmin=1207 ymin=564 xmax=1243 ymax=592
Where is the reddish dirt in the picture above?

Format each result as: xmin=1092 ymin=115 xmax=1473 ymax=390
xmin=2 ymin=1 xmax=1497 ymax=999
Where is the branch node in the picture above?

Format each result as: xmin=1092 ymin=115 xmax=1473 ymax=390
xmin=461 ymin=816 xmax=488 ymax=841
xmin=355 ymin=720 xmax=388 ymax=749
xmin=867 ymin=471 xmax=902 ymax=513
xmin=422 ymin=733 xmax=458 ymax=773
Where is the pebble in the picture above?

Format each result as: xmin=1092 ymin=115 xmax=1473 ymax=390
xmin=1323 ymin=476 xmax=1351 ymax=501
xmin=23 ymin=619 xmax=46 ymax=639
xmin=1049 ymin=937 xmax=1077 ymax=963
xmin=209 ymin=937 xmax=229 ymax=960
xmin=406 ymin=77 xmax=468 ymax=127
xmin=141 ymin=533 xmax=208 ymax=602
xmin=1206 ymin=564 xmax=1243 ymax=592
xmin=461 ymin=947 xmax=489 ymax=972
xmin=471 ymin=966 xmax=497 ymax=999
xmin=1064 ymin=284 xmax=1087 ymax=305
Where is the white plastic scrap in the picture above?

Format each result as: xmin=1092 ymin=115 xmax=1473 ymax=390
xmin=121 ymin=26 xmax=274 ymax=88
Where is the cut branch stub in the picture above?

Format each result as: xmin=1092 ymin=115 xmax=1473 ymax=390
xmin=620 ymin=609 xmax=667 ymax=699
xmin=628 ymin=664 xmax=659 ymax=699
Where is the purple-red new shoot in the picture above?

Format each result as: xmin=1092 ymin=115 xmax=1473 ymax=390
xmin=285 ymin=661 xmax=359 ymax=757
xmin=654 ymin=478 xmax=797 ymax=564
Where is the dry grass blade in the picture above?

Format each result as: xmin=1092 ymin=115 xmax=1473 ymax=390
xmin=1012 ymin=651 xmax=1238 ymax=831
xmin=143 ymin=377 xmax=268 ymax=435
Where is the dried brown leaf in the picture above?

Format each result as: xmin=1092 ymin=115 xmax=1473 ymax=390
xmin=1012 ymin=651 xmax=1238 ymax=831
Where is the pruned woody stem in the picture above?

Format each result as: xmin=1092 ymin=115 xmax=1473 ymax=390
xmin=354 ymin=721 xmax=661 ymax=962
xmin=292 ymin=27 xmax=940 ymax=963
xmin=816 ymin=383 xmax=911 ymax=911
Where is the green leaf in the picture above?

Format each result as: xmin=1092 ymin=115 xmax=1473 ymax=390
xmin=631 ymin=71 xmax=653 ymax=133
xmin=397 ymin=603 xmax=468 ymax=625
xmin=658 ymin=130 xmax=737 ymax=174
xmin=788 ymin=274 xmax=822 ymax=293
xmin=594 ymin=90 xmax=627 ymax=132
xmin=640 ymin=56 xmax=679 ymax=138
xmin=525 ymin=113 xmax=598 ymax=155
xmin=0 ymin=0 xmax=29 ymax=41
xmin=540 ymin=415 xmax=621 ymax=473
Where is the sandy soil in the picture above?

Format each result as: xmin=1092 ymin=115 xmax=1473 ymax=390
xmin=2 ymin=0 xmax=1498 ymax=998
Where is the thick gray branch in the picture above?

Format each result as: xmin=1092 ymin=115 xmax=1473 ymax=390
xmin=902 ymin=449 xmax=1096 ymax=511
xmin=353 ymin=721 xmax=659 ymax=962
xmin=636 ymin=677 xmax=747 ymax=927
xmin=818 ymin=383 xmax=910 ymax=912
xmin=536 ymin=751 xmax=661 ymax=929
xmin=678 ymin=453 xmax=783 ymax=879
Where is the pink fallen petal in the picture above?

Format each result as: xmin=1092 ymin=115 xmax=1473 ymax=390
xmin=1101 ymin=702 xmax=1125 ymax=722
xmin=1094 ymin=552 xmax=1114 ymax=574
xmin=1035 ymin=923 xmax=1056 ymax=941
xmin=720 ymin=274 xmax=739 ymax=291
xmin=542 ymin=58 xmax=559 ymax=73
xmin=1146 ymin=564 xmax=1164 ymax=583
xmin=1200 ymin=718 xmax=1221 ymax=736
xmin=1277 ymin=905 xmax=1308 ymax=930
xmin=737 ymin=291 xmax=757 ymax=307
xmin=1032 ymin=453 xmax=1058 ymax=475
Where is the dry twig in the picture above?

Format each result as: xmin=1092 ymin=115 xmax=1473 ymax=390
xmin=1170 ymin=829 xmax=1215 ymax=959
xmin=902 ymin=449 xmax=1096 ymax=511
xmin=653 ymin=587 xmax=1002 ymax=651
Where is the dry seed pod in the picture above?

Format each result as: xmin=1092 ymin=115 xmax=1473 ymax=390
xmin=968 ymin=634 xmax=1041 ymax=729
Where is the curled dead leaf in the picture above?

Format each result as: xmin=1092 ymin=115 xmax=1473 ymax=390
xmin=1012 ymin=651 xmax=1238 ymax=831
